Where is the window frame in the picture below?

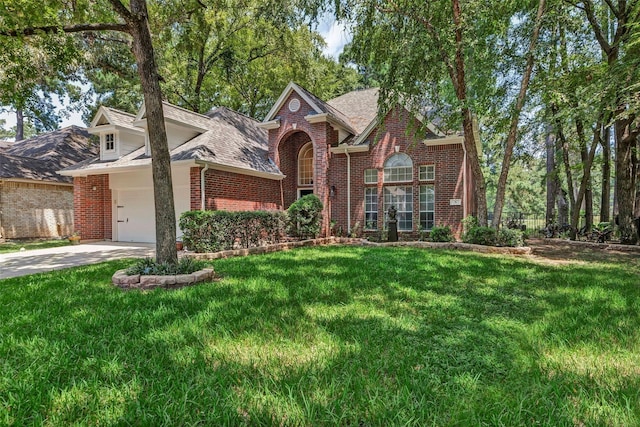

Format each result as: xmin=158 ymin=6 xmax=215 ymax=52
xmin=383 ymin=185 xmax=413 ymax=231
xmin=383 ymin=153 xmax=413 ymax=183
xmin=103 ymin=132 xmax=116 ymax=153
xmin=419 ymin=185 xmax=435 ymax=231
xmin=364 ymin=168 xmax=378 ymax=184
xmin=419 ymin=165 xmax=435 ymax=182
xmin=298 ymin=142 xmax=314 ymax=186
xmin=364 ymin=187 xmax=378 ymax=230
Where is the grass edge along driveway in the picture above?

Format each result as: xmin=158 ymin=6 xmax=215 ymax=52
xmin=1 ymin=245 xmax=638 ymax=426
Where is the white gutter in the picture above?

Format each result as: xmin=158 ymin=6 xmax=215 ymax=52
xmin=200 ymin=164 xmax=209 ymax=210
xmin=345 ymin=146 xmax=351 ymax=232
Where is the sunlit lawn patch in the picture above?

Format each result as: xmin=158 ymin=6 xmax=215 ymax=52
xmin=1 ymin=246 xmax=638 ymax=425
xmin=0 ymin=239 xmax=71 ymax=254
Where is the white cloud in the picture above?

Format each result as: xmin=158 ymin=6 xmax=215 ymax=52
xmin=317 ymin=15 xmax=352 ymax=60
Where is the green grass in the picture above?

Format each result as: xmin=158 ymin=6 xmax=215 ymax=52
xmin=1 ymin=246 xmax=639 ymax=426
xmin=0 ymin=239 xmax=71 ymax=254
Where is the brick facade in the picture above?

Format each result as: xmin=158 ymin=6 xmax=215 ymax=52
xmin=267 ymin=94 xmax=338 ymax=234
xmin=0 ymin=181 xmax=74 ymax=239
xmin=71 ymin=87 xmax=472 ymax=242
xmin=73 ymin=175 xmax=111 ymax=240
xmin=267 ymin=94 xmax=471 ymax=238
xmin=190 ymin=167 xmax=282 ymax=211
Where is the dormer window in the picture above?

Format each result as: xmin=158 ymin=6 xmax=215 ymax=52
xmin=104 ymin=133 xmax=116 ymax=152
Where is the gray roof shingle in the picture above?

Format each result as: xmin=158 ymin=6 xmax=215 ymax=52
xmin=327 ymin=88 xmax=380 ymax=135
xmin=62 ymin=105 xmax=281 ymax=177
xmin=1 ymin=126 xmax=98 ymax=183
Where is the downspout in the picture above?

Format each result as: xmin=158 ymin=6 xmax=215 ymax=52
xmin=200 ymin=164 xmax=209 ymax=210
xmin=345 ymin=147 xmax=351 ymax=232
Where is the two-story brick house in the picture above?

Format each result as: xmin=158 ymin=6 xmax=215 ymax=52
xmin=61 ymin=82 xmax=476 ymax=243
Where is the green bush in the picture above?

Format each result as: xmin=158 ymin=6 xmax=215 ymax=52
xmin=126 ymin=257 xmax=210 ymax=275
xmin=463 ymin=226 xmax=497 ymax=246
xmin=497 ymin=228 xmax=524 ymax=247
xmin=429 ymin=226 xmax=454 ymax=242
xmin=287 ymin=194 xmax=323 ymax=239
xmin=179 ymin=210 xmax=287 ymax=253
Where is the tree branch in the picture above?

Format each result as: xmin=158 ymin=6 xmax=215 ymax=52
xmin=106 ymin=0 xmax=133 ymax=23
xmin=581 ymin=0 xmax=613 ymax=57
xmin=1 ymin=23 xmax=129 ymax=37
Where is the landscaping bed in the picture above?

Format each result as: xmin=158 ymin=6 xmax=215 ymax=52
xmin=112 ymin=267 xmax=214 ymax=290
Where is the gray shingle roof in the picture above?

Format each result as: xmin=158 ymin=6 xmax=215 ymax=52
xmin=294 ymin=84 xmax=355 ymax=132
xmin=103 ymin=108 xmax=139 ymax=131
xmin=160 ymin=102 xmax=212 ymax=130
xmin=171 ymin=107 xmax=279 ymax=174
xmin=327 ymin=88 xmax=380 ymax=135
xmin=1 ymin=126 xmax=97 ymax=183
xmin=62 ymin=105 xmax=281 ymax=177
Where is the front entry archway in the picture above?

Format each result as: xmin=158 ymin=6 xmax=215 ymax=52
xmin=277 ymin=131 xmax=313 ymax=208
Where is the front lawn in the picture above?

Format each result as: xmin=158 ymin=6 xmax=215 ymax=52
xmin=0 ymin=239 xmax=71 ymax=254
xmin=1 ymin=246 xmax=639 ymax=425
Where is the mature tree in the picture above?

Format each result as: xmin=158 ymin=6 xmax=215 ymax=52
xmin=491 ymin=0 xmax=547 ymax=228
xmin=0 ymin=29 xmax=81 ymax=139
xmin=85 ymin=0 xmax=361 ymax=120
xmin=1 ymin=0 xmax=178 ymax=263
xmin=572 ymin=0 xmax=640 ymax=244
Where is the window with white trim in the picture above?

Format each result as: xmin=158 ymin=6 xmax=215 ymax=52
xmin=298 ymin=142 xmax=314 ymax=186
xmin=364 ymin=169 xmax=378 ymax=184
xmin=419 ymin=165 xmax=435 ymax=181
xmin=104 ymin=133 xmax=115 ymax=152
xmin=384 ymin=186 xmax=413 ymax=231
xmin=364 ymin=188 xmax=378 ymax=230
xmin=383 ymin=153 xmax=413 ymax=182
xmin=420 ymin=185 xmax=435 ymax=230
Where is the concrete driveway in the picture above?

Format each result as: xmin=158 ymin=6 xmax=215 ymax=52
xmin=0 ymin=241 xmax=155 ymax=280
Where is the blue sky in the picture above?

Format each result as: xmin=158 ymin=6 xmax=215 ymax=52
xmin=0 ymin=18 xmax=351 ymax=130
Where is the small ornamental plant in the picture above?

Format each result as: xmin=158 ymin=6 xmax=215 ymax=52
xmin=126 ymin=257 xmax=210 ymax=276
xmin=429 ymin=225 xmax=454 ymax=242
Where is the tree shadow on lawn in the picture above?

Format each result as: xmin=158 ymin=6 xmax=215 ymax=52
xmin=1 ymin=247 xmax=639 ymax=425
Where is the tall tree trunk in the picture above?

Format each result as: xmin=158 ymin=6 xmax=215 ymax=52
xmin=125 ymin=0 xmax=178 ymax=264
xmin=577 ymin=117 xmax=593 ymax=232
xmin=568 ymin=116 xmax=602 ymax=240
xmin=15 ymin=110 xmax=24 ymax=141
xmin=616 ymin=123 xmax=639 ymax=244
xmin=492 ymin=0 xmax=546 ymax=229
xmin=600 ymin=126 xmax=611 ymax=222
xmin=461 ymin=108 xmax=488 ymax=226
xmin=545 ymin=125 xmax=557 ymax=225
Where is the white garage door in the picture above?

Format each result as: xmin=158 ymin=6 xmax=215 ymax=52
xmin=116 ymin=189 xmax=156 ymax=243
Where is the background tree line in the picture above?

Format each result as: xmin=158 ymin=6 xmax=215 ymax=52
xmin=1 ymin=0 xmax=638 ymax=265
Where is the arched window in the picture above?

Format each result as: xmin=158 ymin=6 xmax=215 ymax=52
xmin=298 ymin=142 xmax=314 ymax=186
xmin=383 ymin=153 xmax=413 ymax=182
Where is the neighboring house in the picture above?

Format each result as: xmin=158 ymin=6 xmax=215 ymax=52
xmin=61 ymin=82 xmax=476 ymax=243
xmin=0 ymin=126 xmax=98 ymax=239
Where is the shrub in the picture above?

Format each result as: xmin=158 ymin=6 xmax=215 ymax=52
xmin=497 ymin=228 xmax=524 ymax=247
xmin=463 ymin=226 xmax=498 ymax=246
xmin=126 ymin=257 xmax=210 ymax=276
xmin=287 ymin=194 xmax=323 ymax=239
xmin=179 ymin=210 xmax=287 ymax=253
xmin=429 ymin=225 xmax=454 ymax=242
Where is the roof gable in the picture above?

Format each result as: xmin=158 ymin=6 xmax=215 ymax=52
xmin=89 ymin=106 xmax=140 ymax=133
xmin=263 ymin=82 xmax=325 ymax=122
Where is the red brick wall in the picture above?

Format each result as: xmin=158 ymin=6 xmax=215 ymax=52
xmin=190 ymin=167 xmax=282 ymax=211
xmin=328 ymin=108 xmax=466 ymax=238
xmin=74 ymin=174 xmax=111 ymax=240
xmin=267 ymin=92 xmax=338 ymax=235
